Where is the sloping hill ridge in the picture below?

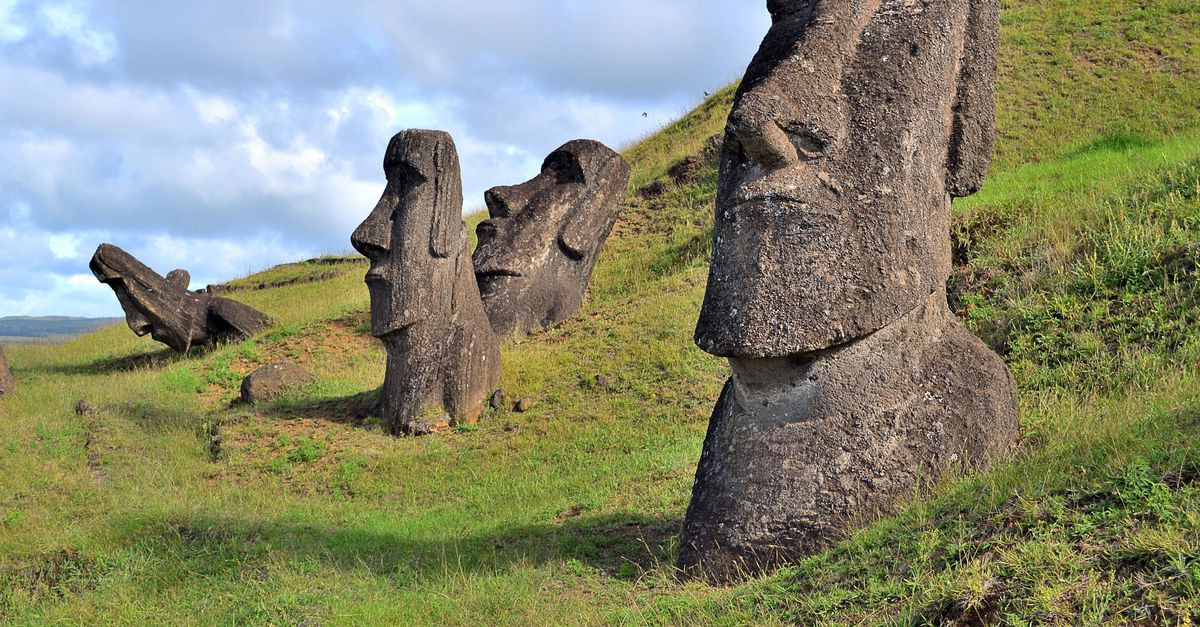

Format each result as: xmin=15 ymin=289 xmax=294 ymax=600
xmin=1 ymin=1 xmax=1198 ymax=622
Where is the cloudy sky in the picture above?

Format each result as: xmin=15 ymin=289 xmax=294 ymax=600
xmin=0 ymin=0 xmax=768 ymax=318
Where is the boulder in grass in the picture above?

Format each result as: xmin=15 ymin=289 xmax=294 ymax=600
xmin=240 ymin=363 xmax=313 ymax=404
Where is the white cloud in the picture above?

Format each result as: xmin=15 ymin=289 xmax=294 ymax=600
xmin=0 ymin=1 xmax=770 ymax=316
xmin=193 ymin=94 xmax=237 ymax=125
xmin=39 ymin=1 xmax=117 ymax=66
xmin=46 ymin=232 xmax=83 ymax=260
xmin=0 ymin=0 xmax=26 ymax=42
xmin=0 ymin=272 xmax=117 ymax=318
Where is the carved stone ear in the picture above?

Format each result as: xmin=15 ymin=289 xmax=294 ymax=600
xmin=165 ymin=269 xmax=191 ymax=291
xmin=558 ymin=155 xmax=630 ymax=259
xmin=558 ymin=205 xmax=608 ymax=260
xmin=945 ymin=0 xmax=999 ymax=198
xmin=429 ymin=136 xmax=464 ymax=258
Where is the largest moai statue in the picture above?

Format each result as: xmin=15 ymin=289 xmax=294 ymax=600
xmin=351 ymin=129 xmax=501 ymax=436
xmin=0 ymin=346 xmax=14 ymax=397
xmin=473 ymin=139 xmax=630 ymax=337
xmin=678 ymin=0 xmax=1019 ymax=583
xmin=90 ymin=244 xmax=272 ymax=353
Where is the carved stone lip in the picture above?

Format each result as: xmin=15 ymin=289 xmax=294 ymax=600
xmin=475 ymin=269 xmax=523 ymax=278
xmin=364 ymin=268 xmax=389 ymax=284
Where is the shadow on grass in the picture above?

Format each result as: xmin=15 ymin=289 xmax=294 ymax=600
xmin=261 ymin=388 xmax=383 ymax=427
xmin=35 ymin=346 xmax=197 ymax=376
xmin=110 ymin=509 xmax=681 ymax=585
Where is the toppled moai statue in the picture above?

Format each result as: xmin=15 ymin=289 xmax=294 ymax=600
xmin=90 ymin=244 xmax=273 ymax=353
xmin=679 ymin=0 xmax=1019 ymax=583
xmin=0 ymin=346 xmax=14 ymax=397
xmin=351 ymin=129 xmax=501 ymax=436
xmin=473 ymin=140 xmax=630 ymax=337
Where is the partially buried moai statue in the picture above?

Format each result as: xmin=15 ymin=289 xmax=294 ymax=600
xmin=351 ymin=129 xmax=501 ymax=436
xmin=0 ymin=346 xmax=14 ymax=397
xmin=679 ymin=0 xmax=1019 ymax=582
xmin=473 ymin=140 xmax=630 ymax=337
xmin=90 ymin=244 xmax=272 ymax=353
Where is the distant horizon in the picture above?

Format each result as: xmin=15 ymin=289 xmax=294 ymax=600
xmin=0 ymin=314 xmax=122 ymax=343
xmin=0 ymin=315 xmax=123 ymax=321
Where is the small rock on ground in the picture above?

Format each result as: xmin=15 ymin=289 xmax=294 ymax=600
xmin=240 ymin=363 xmax=313 ymax=403
xmin=408 ymin=421 xmax=435 ymax=436
xmin=490 ymin=389 xmax=506 ymax=410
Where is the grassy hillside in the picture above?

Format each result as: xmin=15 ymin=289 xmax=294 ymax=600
xmin=2 ymin=0 xmax=1199 ymax=623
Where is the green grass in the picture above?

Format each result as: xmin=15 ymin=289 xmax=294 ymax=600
xmin=213 ymin=255 xmax=364 ymax=293
xmin=2 ymin=0 xmax=1200 ymax=623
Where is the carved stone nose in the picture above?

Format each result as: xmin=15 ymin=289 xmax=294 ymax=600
xmin=484 ymin=188 xmax=513 ymax=218
xmin=351 ymin=196 xmax=395 ymax=261
xmin=728 ymin=113 xmax=798 ymax=169
xmin=475 ymin=219 xmax=501 ymax=242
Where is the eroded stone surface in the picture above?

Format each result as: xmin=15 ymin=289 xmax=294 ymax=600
xmin=680 ymin=0 xmax=1017 ymax=583
xmin=473 ymin=140 xmax=630 ymax=337
xmin=695 ymin=0 xmax=1000 ymax=357
xmin=90 ymin=244 xmax=272 ymax=353
xmin=680 ymin=290 xmax=1018 ymax=581
xmin=240 ymin=363 xmax=314 ymax=403
xmin=351 ymin=129 xmax=501 ymax=436
xmin=0 ymin=346 xmax=13 ymax=397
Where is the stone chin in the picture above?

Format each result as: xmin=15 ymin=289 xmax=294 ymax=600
xmin=475 ymin=271 xmax=577 ymax=337
xmin=364 ymin=280 xmax=397 ymax=338
xmin=475 ymin=272 xmax=525 ymax=301
xmin=366 ymin=298 xmax=429 ymax=339
xmin=108 ymin=284 xmax=155 ymax=336
xmin=695 ymin=206 xmax=946 ymax=358
xmin=365 ymin=272 xmax=445 ymax=338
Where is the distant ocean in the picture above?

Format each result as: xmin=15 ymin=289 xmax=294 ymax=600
xmin=0 ymin=316 xmax=123 ymax=344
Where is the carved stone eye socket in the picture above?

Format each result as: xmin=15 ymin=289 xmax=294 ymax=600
xmin=387 ymin=161 xmax=428 ymax=187
xmin=725 ymin=134 xmax=747 ymax=163
xmin=543 ymin=151 xmax=586 ymax=184
xmin=784 ymin=125 xmax=830 ymax=161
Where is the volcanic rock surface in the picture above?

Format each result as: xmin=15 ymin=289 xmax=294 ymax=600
xmin=90 ymin=243 xmax=272 ymax=353
xmin=351 ymin=129 xmax=501 ymax=436
xmin=473 ymin=139 xmax=630 ymax=337
xmin=679 ymin=0 xmax=1019 ymax=583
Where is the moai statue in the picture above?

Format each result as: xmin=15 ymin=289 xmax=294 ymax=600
xmin=473 ymin=140 xmax=630 ymax=337
xmin=679 ymin=0 xmax=1019 ymax=582
xmin=351 ymin=129 xmax=501 ymax=436
xmin=90 ymin=244 xmax=272 ymax=353
xmin=0 ymin=346 xmax=14 ymax=397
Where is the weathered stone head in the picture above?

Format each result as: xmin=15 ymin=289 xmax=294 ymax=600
xmin=695 ymin=0 xmax=999 ymax=358
xmin=351 ymin=129 xmax=465 ymax=339
xmin=678 ymin=0 xmax=1016 ymax=583
xmin=351 ymin=129 xmax=501 ymax=435
xmin=472 ymin=139 xmax=630 ymax=336
xmin=90 ymin=243 xmax=272 ymax=353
